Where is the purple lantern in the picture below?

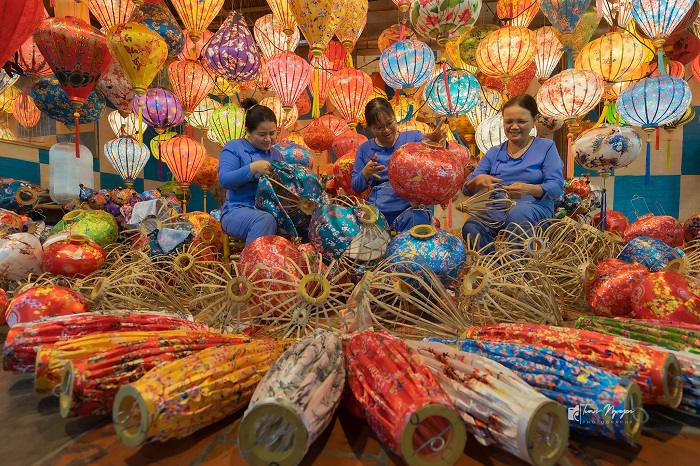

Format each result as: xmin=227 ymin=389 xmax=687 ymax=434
xmin=131 ymin=86 xmax=185 ymax=133
xmin=204 ymin=11 xmax=261 ymax=82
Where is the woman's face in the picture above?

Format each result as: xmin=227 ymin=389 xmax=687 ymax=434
xmin=247 ymin=121 xmax=278 ymax=151
xmin=370 ymin=113 xmax=398 ymax=146
xmin=503 ymin=105 xmax=535 ymax=145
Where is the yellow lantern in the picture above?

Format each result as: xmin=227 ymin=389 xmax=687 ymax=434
xmin=628 ymin=21 xmax=656 ymax=64
xmin=444 ymin=37 xmax=462 ymax=68
xmin=497 ymin=0 xmax=540 ymax=28
xmin=290 ymin=0 xmax=348 ymax=117
xmin=575 ymin=31 xmax=645 ymax=86
xmin=169 ymin=0 xmax=224 ymax=42
xmin=475 ymin=26 xmax=537 ymax=86
xmin=466 ymin=87 xmax=504 ymax=130
xmin=85 ymin=0 xmax=136 ymax=30
xmin=267 ymin=0 xmax=299 ymax=38
xmin=335 ymin=0 xmax=368 ymax=59
xmin=106 ymin=22 xmax=168 ymax=96
xmin=0 ymin=86 xmax=20 ymax=113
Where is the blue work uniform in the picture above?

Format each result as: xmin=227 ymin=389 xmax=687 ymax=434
xmin=218 ymin=138 xmax=284 ymax=245
xmin=461 ymin=138 xmax=564 ymax=250
xmin=351 ymin=130 xmax=431 ymax=231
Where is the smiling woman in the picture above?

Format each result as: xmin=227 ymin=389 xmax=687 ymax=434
xmin=461 ymin=94 xmax=565 ymax=252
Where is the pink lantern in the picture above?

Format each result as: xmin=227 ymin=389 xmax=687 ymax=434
xmin=13 ymin=90 xmax=41 ymax=129
xmin=327 ymin=68 xmax=373 ymax=128
xmin=388 ymin=141 xmax=467 ymax=206
xmin=97 ymin=60 xmax=136 ymax=117
xmin=178 ymin=30 xmax=214 ymax=61
xmin=17 ymin=36 xmax=52 ymax=81
xmin=266 ymin=52 xmax=311 ymax=113
xmin=0 ymin=232 xmax=43 ymax=281
xmin=167 ymin=59 xmax=214 ymax=115
xmin=159 ymin=135 xmax=207 ymax=187
xmin=332 ymin=130 xmax=368 ymax=157
xmin=254 ymin=14 xmax=300 ymax=60
xmin=314 ymin=114 xmax=350 ymax=138
xmin=308 ymin=55 xmax=334 ymax=106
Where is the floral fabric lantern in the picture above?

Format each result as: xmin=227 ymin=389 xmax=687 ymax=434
xmin=378 ymin=24 xmax=417 ymax=53
xmin=534 ymin=27 xmax=564 ymax=83
xmin=17 ymin=36 xmax=52 ymax=81
xmin=167 ymin=59 xmax=214 ymax=116
xmin=539 ymin=0 xmax=593 ymax=34
xmin=336 ymin=0 xmax=368 ymax=55
xmin=266 ymin=52 xmax=311 ymax=114
xmin=410 ymin=0 xmax=482 ymax=46
xmin=254 ymin=14 xmax=300 ymax=60
xmin=31 ymin=77 xmax=106 ymax=126
xmin=208 ymin=104 xmax=246 ymax=147
xmin=379 ymin=40 xmax=436 ymax=92
xmin=104 ymin=135 xmax=150 ymax=187
xmin=204 ymin=11 xmax=261 ymax=82
xmin=267 ymin=0 xmax=299 ymax=37
xmin=575 ymin=31 xmax=645 ymax=85
xmin=42 ymin=233 xmax=106 ymax=278
xmin=98 ymin=61 xmax=136 ymax=117
xmin=632 ymin=0 xmax=695 ymax=49
xmin=4 ymin=285 xmax=89 ymax=328
xmin=133 ymin=1 xmax=185 ymax=59
xmin=85 ymin=0 xmax=137 ymax=30
xmin=131 ymin=87 xmax=185 ymax=133
xmin=466 ymin=87 xmax=504 ymax=130
xmin=169 ymin=0 xmax=223 ymax=42
xmin=160 ymin=135 xmax=207 ymax=188
xmin=0 ymin=232 xmax=43 ymax=282
xmin=275 ymin=141 xmax=314 ymax=169
xmin=51 ymin=209 xmax=119 ymax=246
xmin=327 ymin=68 xmax=373 ymax=128
xmin=475 ymin=26 xmax=536 ymax=86
xmin=497 ymin=0 xmax=540 ymax=27
xmin=426 ymin=69 xmax=481 ymax=117
xmin=178 ymin=30 xmax=213 ymax=61
xmin=573 ymin=125 xmax=642 ymax=176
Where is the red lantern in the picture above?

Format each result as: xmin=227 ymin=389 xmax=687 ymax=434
xmin=17 ymin=35 xmax=52 ymax=81
xmin=585 ymin=258 xmax=649 ymax=317
xmin=333 ymin=152 xmax=370 ymax=199
xmin=303 ymin=124 xmax=335 ymax=153
xmin=332 ymin=130 xmax=367 ymax=158
xmin=167 ymin=59 xmax=214 ymax=115
xmin=5 ymin=285 xmax=90 ymax=327
xmin=0 ymin=288 xmax=8 ymax=326
xmin=0 ymin=0 xmax=45 ymax=71
xmin=327 ymin=68 xmax=373 ymax=128
xmin=631 ymin=271 xmax=700 ymax=324
xmin=592 ymin=210 xmax=630 ymax=236
xmin=308 ymin=40 xmax=347 ymax=73
xmin=314 ymin=114 xmax=350 ymax=138
xmin=42 ymin=233 xmax=106 ymax=278
xmin=388 ymin=141 xmax=467 ymax=206
xmin=506 ymin=60 xmax=536 ymax=96
xmin=624 ymin=213 xmax=684 ymax=248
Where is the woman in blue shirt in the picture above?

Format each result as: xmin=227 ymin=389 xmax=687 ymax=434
xmin=218 ymin=99 xmax=284 ymax=245
xmin=351 ymin=97 xmax=445 ymax=232
xmin=461 ymin=94 xmax=564 ymax=250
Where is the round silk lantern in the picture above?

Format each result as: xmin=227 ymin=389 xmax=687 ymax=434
xmin=573 ymin=125 xmax=643 ymax=176
xmin=333 ymin=153 xmax=370 ymax=199
xmin=684 ymin=211 xmax=700 ymax=243
xmin=103 ymin=135 xmax=151 ymax=188
xmin=425 ymin=69 xmax=481 ymax=117
xmin=410 ymin=0 xmax=481 ymax=45
xmin=327 ymin=68 xmax=373 ymax=127
xmin=332 ymin=131 xmax=367 ymax=159
xmin=624 ymin=214 xmax=684 ymax=248
xmin=254 ymin=14 xmax=300 ymax=60
xmin=388 ymin=141 xmax=467 ymax=206
xmin=0 ymin=232 xmax=43 ymax=281
xmin=378 ymin=24 xmax=417 ymax=53
xmin=31 ymin=76 xmax=106 ymax=126
xmin=98 ymin=61 xmax=137 ymax=118
xmin=475 ymin=26 xmax=537 ymax=84
xmin=534 ymin=26 xmax=564 ymax=83
xmin=131 ymin=87 xmax=185 ymax=133
xmin=631 ymin=271 xmax=700 ymax=324
xmin=4 ymin=285 xmax=89 ymax=328
xmin=379 ymin=39 xmax=436 ymax=92
xmin=586 ymin=258 xmax=649 ymax=317
xmin=385 ymin=224 xmax=467 ymax=287
xmin=42 ymin=233 xmax=106 ymax=278
xmin=275 ymin=141 xmax=314 ymax=170
xmin=618 ymin=236 xmax=685 ymax=272
xmin=592 ymin=210 xmax=630 ymax=236
xmin=167 ymin=59 xmax=214 ymax=115
xmin=51 ymin=209 xmax=119 ymax=247
xmin=208 ymin=103 xmax=245 ymax=147
xmin=303 ymin=124 xmax=335 ymax=154
xmin=169 ymin=0 xmax=224 ymax=43
xmin=534 ymin=114 xmax=564 ymax=136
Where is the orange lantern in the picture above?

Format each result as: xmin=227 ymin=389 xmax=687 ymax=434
xmin=267 ymin=0 xmax=299 ymax=37
xmin=178 ymin=30 xmax=214 ymax=61
xmin=266 ymin=52 xmax=311 ymax=114
xmin=191 ymin=157 xmax=219 ymax=212
xmin=5 ymin=285 xmax=89 ymax=328
xmin=260 ymin=96 xmax=299 ymax=130
xmin=649 ymin=59 xmax=686 ymax=78
xmin=327 ymin=68 xmax=373 ymax=128
xmin=159 ymin=135 xmax=208 ymax=211
xmin=497 ymin=0 xmax=540 ymax=27
xmin=86 ymin=0 xmax=137 ymax=30
xmin=167 ymin=59 xmax=214 ymax=116
xmin=169 ymin=0 xmax=224 ymax=42
xmin=13 ymin=90 xmax=41 ymax=129
xmin=42 ymin=233 xmax=106 ymax=278
xmin=314 ymin=114 xmax=350 ymax=138
xmin=475 ymin=26 xmax=537 ymax=87
xmin=575 ymin=31 xmax=646 ymax=86
xmin=333 ymin=152 xmax=370 ymax=199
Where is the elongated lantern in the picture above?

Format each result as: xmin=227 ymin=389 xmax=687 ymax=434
xmin=335 ymin=0 xmax=368 ymax=58
xmin=204 ymin=11 xmax=261 ymax=82
xmin=534 ymin=26 xmax=564 ymax=83
xmin=167 ymin=59 xmax=214 ymax=116
xmin=327 ymin=68 xmax=373 ymax=128
xmin=266 ymin=52 xmax=311 ymax=114
xmin=104 ymin=135 xmax=150 ymax=187
xmin=169 ymin=0 xmax=224 ymax=42
xmin=13 ymin=91 xmax=41 ymax=129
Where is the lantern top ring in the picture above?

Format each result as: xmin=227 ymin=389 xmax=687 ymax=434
xmin=358 ymin=204 xmax=378 ymax=224
xmin=461 ymin=265 xmax=489 ymax=296
xmin=409 ymin=224 xmax=437 ymax=239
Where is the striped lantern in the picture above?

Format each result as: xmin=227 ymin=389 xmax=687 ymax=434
xmin=169 ymin=0 xmax=223 ymax=42
xmin=266 ymin=52 xmax=311 ymax=114
xmin=85 ymin=0 xmax=137 ymax=30
xmin=425 ymin=69 xmax=481 ymax=117
xmin=632 ymin=0 xmax=695 ymax=48
xmin=131 ymin=87 xmax=185 ymax=134
xmin=496 ymin=0 xmax=540 ymax=27
xmin=13 ymin=90 xmax=41 ymax=129
xmin=159 ymin=135 xmax=207 ymax=188
xmin=167 ymin=59 xmax=214 ymax=116
xmin=254 ymin=14 xmax=300 ymax=60
xmin=207 ymin=103 xmax=245 ymax=147
xmin=103 ymin=135 xmax=150 ymax=187
xmin=267 ymin=0 xmax=299 ymax=37
xmin=600 ymin=0 xmax=635 ymax=28
xmin=534 ymin=27 xmax=564 ymax=83
xmin=575 ymin=31 xmax=646 ymax=85
xmin=327 ymin=68 xmax=373 ymax=128
xmin=185 ymin=97 xmax=222 ymax=133
xmin=379 ymin=39 xmax=436 ymax=92
xmin=475 ymin=26 xmax=537 ymax=86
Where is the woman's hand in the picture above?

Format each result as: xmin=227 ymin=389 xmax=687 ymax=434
xmin=362 ymin=154 xmax=386 ymax=180
xmin=425 ymin=118 xmax=448 ymax=144
xmin=504 ymin=182 xmax=541 ymax=199
xmin=250 ymin=160 xmax=273 ymax=177
xmin=468 ymin=174 xmax=503 ymax=191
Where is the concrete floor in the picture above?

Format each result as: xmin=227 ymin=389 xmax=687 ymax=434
xmin=2 ymin=324 xmax=700 ymax=466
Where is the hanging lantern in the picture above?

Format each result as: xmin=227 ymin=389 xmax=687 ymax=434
xmin=632 ymin=0 xmax=695 ymax=50
xmin=475 ymin=26 xmax=537 ymax=87
xmin=207 ymin=103 xmax=245 ymax=147
xmin=333 ymin=130 xmax=368 ymax=157
xmin=191 ymin=156 xmax=219 ymax=211
xmin=497 ymin=0 xmax=540 ymax=27
xmin=255 ymin=61 xmax=273 ymax=95
xmin=410 ymin=0 xmax=482 ymax=46
xmin=106 ymin=22 xmax=169 ymax=96
xmin=31 ymin=76 xmax=106 ymax=126
xmin=0 ymin=125 xmax=17 ymax=141
xmin=266 ymin=52 xmax=311 ymax=114
xmin=391 ymin=0 xmax=411 ymax=12
xmin=327 ymin=68 xmax=373 ymax=128
xmin=426 ymin=69 xmax=481 ymax=117
xmin=85 ymin=0 xmax=137 ymax=30
xmin=307 ymin=55 xmax=333 ymax=107
xmin=649 ymin=59 xmax=686 ymax=78
xmin=616 ymin=75 xmax=692 ymax=183
xmin=391 ymin=95 xmax=417 ymax=122
xmin=475 ymin=112 xmax=538 ymax=154
xmin=379 ymin=40 xmax=436 ymax=92
xmin=133 ymin=1 xmax=185 ymax=59
xmin=601 ymin=0 xmax=635 ymax=28
xmin=254 ymin=14 xmax=300 ymax=60
xmin=167 ymin=60 xmax=214 ymax=116
xmin=13 ymin=90 xmax=41 ymax=129
xmin=336 ymin=0 xmax=368 ymax=56
xmin=178 ymin=30 xmax=213 ymax=61
xmin=466 ymin=87 xmax=504 ymax=130
xmin=260 ymin=96 xmax=299 ymax=130
xmin=131 ymin=87 xmax=185 ymax=133
xmin=0 ymin=87 xmax=19 ymax=113
xmin=149 ymin=131 xmax=177 ymax=160
xmin=573 ymin=125 xmax=643 ymax=176
xmin=536 ymin=68 xmax=604 ymax=178
xmin=267 ymin=0 xmax=299 ymax=37
xmin=159 ymin=135 xmax=207 ymax=210
xmin=17 ymin=36 xmax=52 ymax=81
xmin=378 ymin=24 xmax=417 ymax=53
xmin=0 ymin=70 xmax=19 ymax=99
xmin=108 ymin=110 xmax=148 ymax=137
xmin=539 ymin=0 xmax=593 ymax=35
xmin=104 ymin=135 xmax=151 ymax=187
xmin=303 ymin=124 xmax=335 ymax=170
xmin=314 ymin=114 xmax=350 ymax=138
xmin=603 ymin=62 xmax=649 ymax=102
xmin=186 ymin=97 xmax=222 ymax=133
xmin=97 ymin=60 xmax=136 ymax=117
xmin=575 ymin=31 xmax=646 ymax=85
xmin=455 ymin=25 xmax=499 ymax=74
xmin=661 ymin=105 xmax=695 ymax=168
xmin=534 ymin=26 xmax=564 ymax=83
xmin=169 ymin=0 xmax=223 ymax=42
xmin=204 ymin=11 xmax=261 ymax=83
xmin=0 ymin=0 xmax=44 ymax=71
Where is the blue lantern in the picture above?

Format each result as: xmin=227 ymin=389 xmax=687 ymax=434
xmin=539 ymin=0 xmax=593 ymax=34
xmin=103 ymin=135 xmax=151 ymax=188
xmin=616 ymin=75 xmax=691 ymax=184
xmin=379 ymin=39 xmax=435 ymax=91
xmin=135 ymin=1 xmax=185 ymax=59
xmin=425 ymin=69 xmax=481 ymax=117
xmin=632 ymin=0 xmax=695 ymax=48
xmin=275 ymin=140 xmax=314 ymax=170
xmin=31 ymin=76 xmax=106 ymax=126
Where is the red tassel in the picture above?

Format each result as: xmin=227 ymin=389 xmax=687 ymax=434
xmin=442 ymin=63 xmax=453 ymax=115
xmin=74 ymin=112 xmax=80 ymax=158
xmin=655 ymin=127 xmax=660 ymax=151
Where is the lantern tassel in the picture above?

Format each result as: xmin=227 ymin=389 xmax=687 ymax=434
xmin=442 ymin=63 xmax=454 ymax=116
xmin=312 ymin=64 xmax=320 ymax=119
xmin=158 ymin=139 xmax=164 ymax=181
xmin=345 ymin=51 xmax=353 ymax=68
xmin=600 ymin=178 xmax=607 ymax=231
xmin=566 ymin=132 xmax=573 ymax=180
xmin=645 ymin=139 xmax=651 ymax=185
xmin=667 ymin=137 xmax=672 ymax=169
xmin=138 ymin=101 xmax=144 ymax=146
xmin=74 ymin=111 xmax=80 ymax=158
xmin=447 ymin=199 xmax=453 ymax=230
xmin=655 ymin=127 xmax=660 ymax=151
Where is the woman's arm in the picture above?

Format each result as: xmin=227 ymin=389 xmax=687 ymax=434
xmin=218 ymin=143 xmax=254 ymax=189
xmin=539 ymin=141 xmax=565 ymax=200
xmin=462 ymin=149 xmax=496 ymax=195
xmin=351 ymin=146 xmax=371 ymax=193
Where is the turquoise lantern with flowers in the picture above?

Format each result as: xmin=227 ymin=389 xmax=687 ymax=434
xmin=425 ymin=69 xmax=481 ymax=117
xmin=379 ymin=39 xmax=435 ymax=93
